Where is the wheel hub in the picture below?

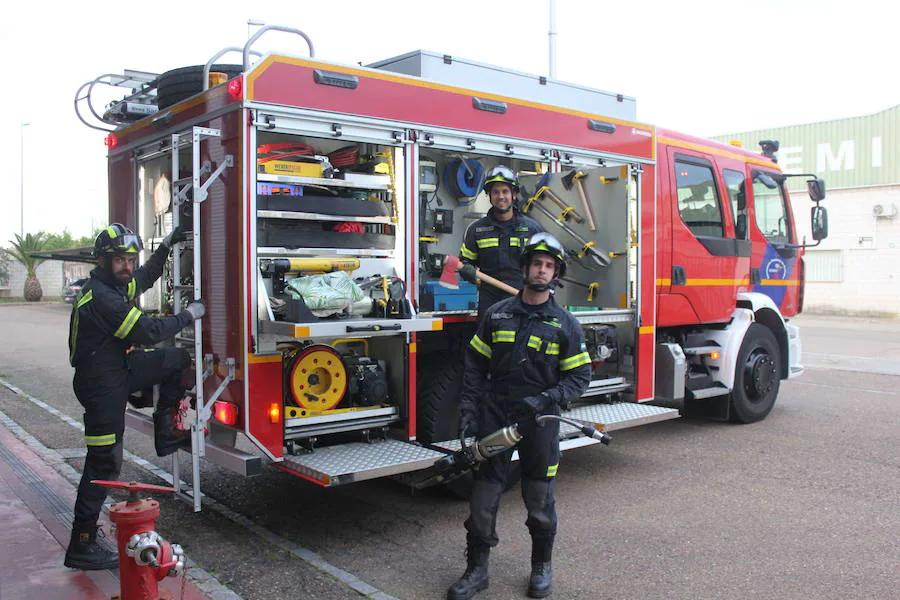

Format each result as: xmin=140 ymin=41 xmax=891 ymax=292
xmin=745 ymin=351 xmax=777 ymax=399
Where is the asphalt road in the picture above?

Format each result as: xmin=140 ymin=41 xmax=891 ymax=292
xmin=0 ymin=303 xmax=897 ymax=600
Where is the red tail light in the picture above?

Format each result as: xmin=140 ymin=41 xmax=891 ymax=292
xmin=214 ymin=401 xmax=238 ymax=426
xmin=228 ymin=77 xmax=244 ymax=102
xmin=104 ymin=133 xmax=118 ymax=149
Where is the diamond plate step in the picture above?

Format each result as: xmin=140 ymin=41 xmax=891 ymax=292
xmin=278 ymin=439 xmax=447 ymax=487
xmin=431 ymin=401 xmax=680 ymax=455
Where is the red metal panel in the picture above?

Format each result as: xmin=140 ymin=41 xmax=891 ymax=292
xmin=636 ymin=165 xmax=657 ymax=401
xmin=246 ymin=57 xmax=654 ymax=160
xmin=246 ymin=358 xmax=284 ymax=459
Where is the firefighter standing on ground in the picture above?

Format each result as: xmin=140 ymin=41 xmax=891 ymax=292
xmin=448 ymin=233 xmax=591 ymax=600
xmin=64 ymin=223 xmax=206 ymax=571
xmin=459 ymin=165 xmax=544 ymax=320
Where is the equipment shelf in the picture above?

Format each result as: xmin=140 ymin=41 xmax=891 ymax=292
xmin=257 ymin=209 xmax=393 ymax=225
xmin=258 ymin=172 xmax=390 ymax=191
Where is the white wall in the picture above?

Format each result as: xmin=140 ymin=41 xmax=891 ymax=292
xmin=794 ymin=185 xmax=900 ymax=316
xmin=1 ymin=260 xmax=66 ymax=298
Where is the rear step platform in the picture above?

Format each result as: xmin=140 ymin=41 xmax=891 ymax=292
xmin=278 ymin=439 xmax=447 ymax=487
xmin=430 ymin=401 xmax=680 ymax=455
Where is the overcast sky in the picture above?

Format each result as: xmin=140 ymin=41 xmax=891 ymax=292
xmin=0 ymin=0 xmax=893 ymax=245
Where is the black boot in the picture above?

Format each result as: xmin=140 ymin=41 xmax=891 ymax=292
xmin=153 ymin=408 xmax=191 ymax=457
xmin=64 ymin=522 xmax=118 ymax=570
xmin=528 ymin=537 xmax=554 ymax=598
xmin=447 ymin=544 xmax=490 ymax=600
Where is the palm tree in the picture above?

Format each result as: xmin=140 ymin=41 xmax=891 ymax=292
xmin=5 ymin=232 xmax=48 ymax=301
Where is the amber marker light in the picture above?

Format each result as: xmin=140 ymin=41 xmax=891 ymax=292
xmin=269 ymin=402 xmax=281 ymax=423
xmin=709 ymin=351 xmax=720 ymax=360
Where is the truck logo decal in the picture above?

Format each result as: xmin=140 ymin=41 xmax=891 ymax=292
xmin=765 ymin=258 xmax=787 ymax=280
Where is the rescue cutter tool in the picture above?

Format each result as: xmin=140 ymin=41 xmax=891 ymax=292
xmin=409 ymin=414 xmax=611 ymax=489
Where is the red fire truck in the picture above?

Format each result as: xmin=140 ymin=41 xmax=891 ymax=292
xmin=76 ymin=26 xmax=827 ymax=509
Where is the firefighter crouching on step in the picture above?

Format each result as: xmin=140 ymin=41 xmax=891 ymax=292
xmin=64 ymin=223 xmax=206 ymax=571
xmin=448 ymin=233 xmax=591 ymax=600
xmin=459 ymin=165 xmax=544 ymax=321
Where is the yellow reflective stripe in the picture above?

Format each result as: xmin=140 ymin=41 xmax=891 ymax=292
xmin=470 ymin=334 xmax=492 ymax=358
xmin=527 ymin=335 xmax=542 ymax=350
xmin=546 ymin=463 xmax=559 ymax=477
xmin=85 ymin=433 xmax=116 ymax=447
xmin=75 ymin=290 xmax=93 ymax=308
xmin=461 ymin=245 xmax=478 ymax=260
xmin=546 ymin=342 xmax=559 ymax=355
xmin=69 ymin=311 xmax=80 ymax=365
xmin=114 ymin=307 xmax=142 ymax=339
xmin=510 ymin=238 xmax=522 ymax=247
xmin=106 ymin=226 xmax=117 ymax=238
xmin=492 ymin=330 xmax=516 ymax=343
xmin=560 ymin=351 xmax=591 ymax=371
xmin=476 ymin=237 xmax=499 ymax=249
xmin=127 ymin=279 xmax=136 ymax=301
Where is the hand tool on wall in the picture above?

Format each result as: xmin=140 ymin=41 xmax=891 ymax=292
xmin=560 ymin=277 xmax=602 ymax=302
xmin=439 ymin=255 xmax=520 ymax=295
xmin=522 ymin=190 xmax=611 ymax=268
xmin=526 ymin=173 xmax=586 ymax=224
xmin=562 ymin=169 xmax=597 ymax=231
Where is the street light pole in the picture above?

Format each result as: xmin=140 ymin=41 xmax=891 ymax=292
xmin=20 ymin=122 xmax=30 ymax=237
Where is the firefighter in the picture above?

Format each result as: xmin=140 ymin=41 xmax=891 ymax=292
xmin=64 ymin=223 xmax=206 ymax=570
xmin=459 ymin=165 xmax=544 ymax=320
xmin=448 ymin=233 xmax=591 ymax=599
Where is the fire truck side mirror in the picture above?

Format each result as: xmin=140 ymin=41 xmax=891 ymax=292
xmin=807 ymin=178 xmax=826 ymax=202
xmin=811 ymin=205 xmax=828 ymax=241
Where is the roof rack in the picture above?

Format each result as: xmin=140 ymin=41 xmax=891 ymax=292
xmin=74 ymin=70 xmax=160 ymax=131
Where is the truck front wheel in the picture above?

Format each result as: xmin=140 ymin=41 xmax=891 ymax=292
xmin=729 ymin=323 xmax=780 ymax=423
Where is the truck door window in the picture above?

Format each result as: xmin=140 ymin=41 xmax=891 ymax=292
xmin=752 ymin=170 xmax=791 ymax=244
xmin=675 ymin=159 xmax=725 ymax=237
xmin=723 ymin=169 xmax=747 ymax=239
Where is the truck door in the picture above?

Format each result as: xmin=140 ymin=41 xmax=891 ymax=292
xmin=663 ymin=148 xmax=745 ymax=324
xmin=747 ymin=168 xmax=801 ymax=316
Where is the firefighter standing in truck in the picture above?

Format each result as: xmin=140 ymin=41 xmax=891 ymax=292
xmin=459 ymin=165 xmax=544 ymax=320
xmin=448 ymin=233 xmax=591 ymax=599
xmin=64 ymin=223 xmax=206 ymax=570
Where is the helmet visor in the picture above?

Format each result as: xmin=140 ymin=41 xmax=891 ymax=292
xmin=113 ymin=234 xmax=144 ymax=253
xmin=527 ymin=232 xmax=565 ymax=256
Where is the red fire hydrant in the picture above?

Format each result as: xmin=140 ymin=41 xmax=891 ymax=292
xmin=92 ymin=480 xmax=186 ymax=600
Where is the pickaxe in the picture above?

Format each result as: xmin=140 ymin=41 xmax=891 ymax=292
xmin=561 ymin=169 xmax=597 ymax=231
xmin=526 ymin=173 xmax=586 ymax=224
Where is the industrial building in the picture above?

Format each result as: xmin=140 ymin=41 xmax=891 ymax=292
xmin=714 ymin=104 xmax=899 ymax=317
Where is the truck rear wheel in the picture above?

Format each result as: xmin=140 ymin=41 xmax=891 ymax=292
xmin=729 ymin=323 xmax=780 ymax=423
xmin=417 ymin=351 xmax=519 ymax=499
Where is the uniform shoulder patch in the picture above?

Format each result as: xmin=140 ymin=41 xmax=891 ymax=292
xmin=475 ymin=226 xmax=495 ymax=233
xmin=491 ymin=312 xmax=514 ymax=320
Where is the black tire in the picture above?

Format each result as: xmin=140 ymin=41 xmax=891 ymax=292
xmin=417 ymin=351 xmax=520 ymax=499
xmin=729 ymin=323 xmax=781 ymax=423
xmin=156 ymin=64 xmax=243 ymax=109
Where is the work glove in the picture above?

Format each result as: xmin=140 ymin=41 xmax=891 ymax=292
xmin=185 ymin=300 xmax=206 ymax=320
xmin=458 ymin=263 xmax=478 ymax=285
xmin=162 ymin=225 xmax=188 ymax=249
xmin=458 ymin=410 xmax=477 ymax=439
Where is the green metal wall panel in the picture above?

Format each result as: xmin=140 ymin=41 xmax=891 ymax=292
xmin=713 ymin=105 xmax=899 ymax=191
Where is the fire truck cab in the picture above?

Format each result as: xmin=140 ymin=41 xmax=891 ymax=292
xmin=76 ymin=26 xmax=827 ymax=509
